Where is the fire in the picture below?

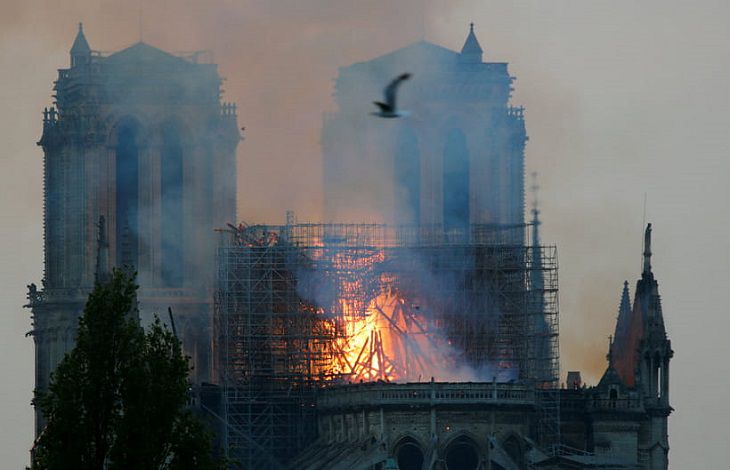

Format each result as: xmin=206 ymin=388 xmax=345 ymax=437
xmin=300 ymin=241 xmax=466 ymax=383
xmin=333 ymin=285 xmax=444 ymax=383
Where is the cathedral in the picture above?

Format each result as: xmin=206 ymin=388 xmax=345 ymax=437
xmin=27 ymin=24 xmax=672 ymax=469
xmin=28 ymin=24 xmax=239 ymax=433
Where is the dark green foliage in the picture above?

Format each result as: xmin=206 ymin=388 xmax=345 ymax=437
xmin=32 ymin=270 xmax=223 ymax=470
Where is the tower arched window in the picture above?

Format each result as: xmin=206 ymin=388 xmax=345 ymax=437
xmin=161 ymin=123 xmax=184 ymax=287
xmin=443 ymin=128 xmax=470 ymax=232
xmin=115 ymin=122 xmax=139 ymax=268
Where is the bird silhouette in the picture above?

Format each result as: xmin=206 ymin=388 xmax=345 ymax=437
xmin=372 ymin=73 xmax=412 ymax=118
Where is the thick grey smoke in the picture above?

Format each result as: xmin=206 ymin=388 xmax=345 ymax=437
xmin=3 ymin=1 xmax=730 ymax=468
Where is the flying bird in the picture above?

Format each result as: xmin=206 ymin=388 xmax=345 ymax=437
xmin=372 ymin=73 xmax=412 ymax=118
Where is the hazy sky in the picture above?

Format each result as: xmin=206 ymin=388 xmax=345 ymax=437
xmin=2 ymin=0 xmax=729 ymax=467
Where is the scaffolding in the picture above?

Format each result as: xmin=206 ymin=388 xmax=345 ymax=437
xmin=213 ymin=223 xmax=559 ymax=467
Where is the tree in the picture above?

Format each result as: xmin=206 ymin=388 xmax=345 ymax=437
xmin=32 ymin=269 xmax=223 ymax=470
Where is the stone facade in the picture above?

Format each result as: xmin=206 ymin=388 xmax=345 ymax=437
xmin=291 ymin=382 xmax=540 ymax=470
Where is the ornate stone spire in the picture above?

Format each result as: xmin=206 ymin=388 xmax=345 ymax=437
xmin=614 ymin=282 xmax=630 ymax=337
xmin=460 ymin=22 xmax=483 ymax=63
xmin=618 ymin=280 xmax=631 ymax=324
xmin=607 ymin=281 xmax=632 ymax=384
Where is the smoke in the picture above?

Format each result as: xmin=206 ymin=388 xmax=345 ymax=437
xmin=2 ymin=0 xmax=617 ymax=391
xmin=5 ymin=1 xmax=730 ymax=467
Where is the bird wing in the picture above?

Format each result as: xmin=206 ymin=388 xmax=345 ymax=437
xmin=383 ymin=73 xmax=412 ymax=109
xmin=373 ymin=101 xmax=392 ymax=113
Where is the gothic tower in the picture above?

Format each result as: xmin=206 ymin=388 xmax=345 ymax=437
xmin=322 ymin=24 xmax=527 ymax=230
xmin=602 ymin=223 xmax=673 ymax=468
xmin=28 ymin=24 xmax=240 ymax=434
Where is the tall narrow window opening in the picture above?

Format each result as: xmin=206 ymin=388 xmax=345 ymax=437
xmin=115 ymin=124 xmax=139 ymax=268
xmin=443 ymin=128 xmax=470 ymax=231
xmin=161 ymin=124 xmax=184 ymax=287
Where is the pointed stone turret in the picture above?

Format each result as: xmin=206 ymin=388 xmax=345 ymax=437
xmin=593 ymin=225 xmax=673 ymax=468
xmin=608 ymin=224 xmax=671 ymax=391
xmin=70 ymin=22 xmax=91 ymax=67
xmin=607 ymin=223 xmax=672 ymax=396
xmin=601 ymin=284 xmax=633 ymax=390
xmin=632 ymin=222 xmax=673 ymax=470
xmin=460 ymin=23 xmax=483 ymax=63
xmin=612 ymin=281 xmax=632 ymax=349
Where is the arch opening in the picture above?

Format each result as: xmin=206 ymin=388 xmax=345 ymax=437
xmin=442 ymin=128 xmax=469 ymax=231
xmin=395 ymin=439 xmax=424 ymax=470
xmin=502 ymin=435 xmax=523 ymax=468
xmin=161 ymin=123 xmax=184 ymax=287
xmin=654 ymin=352 xmax=662 ymax=399
xmin=445 ymin=436 xmax=479 ymax=470
xmin=115 ymin=123 xmax=139 ymax=268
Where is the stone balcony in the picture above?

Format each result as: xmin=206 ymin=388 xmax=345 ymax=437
xmin=318 ymin=381 xmax=536 ymax=410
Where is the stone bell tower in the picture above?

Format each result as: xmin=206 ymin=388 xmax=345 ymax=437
xmin=323 ymin=24 xmax=527 ymax=230
xmin=28 ymin=23 xmax=240 ymax=434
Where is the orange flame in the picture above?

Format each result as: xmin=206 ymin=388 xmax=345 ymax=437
xmin=332 ymin=286 xmax=445 ymax=383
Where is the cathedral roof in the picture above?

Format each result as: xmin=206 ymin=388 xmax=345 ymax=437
xmin=348 ymin=40 xmax=460 ymax=71
xmin=70 ymin=23 xmax=91 ymax=54
xmin=598 ymin=366 xmax=623 ymax=388
xmin=332 ymin=28 xmax=513 ymax=114
xmin=597 ymin=353 xmax=626 ymax=389
xmin=105 ymin=42 xmax=195 ymax=69
xmin=339 ymin=38 xmax=505 ymax=87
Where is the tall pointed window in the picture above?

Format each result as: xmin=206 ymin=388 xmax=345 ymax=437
xmin=115 ymin=123 xmax=139 ymax=268
xmin=443 ymin=128 xmax=470 ymax=231
xmin=161 ymin=123 xmax=184 ymax=287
